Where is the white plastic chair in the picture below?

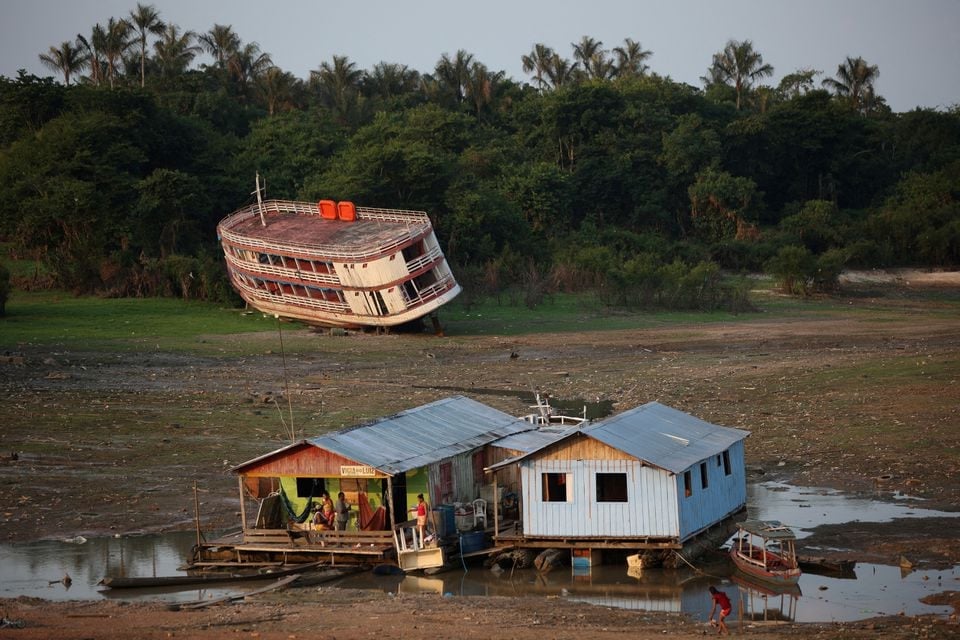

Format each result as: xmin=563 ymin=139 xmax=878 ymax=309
xmin=472 ymin=498 xmax=487 ymax=529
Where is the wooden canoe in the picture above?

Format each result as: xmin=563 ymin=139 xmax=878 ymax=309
xmin=98 ymin=561 xmax=323 ymax=589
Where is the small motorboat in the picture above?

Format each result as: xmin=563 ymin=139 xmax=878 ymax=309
xmin=729 ymin=519 xmax=801 ymax=586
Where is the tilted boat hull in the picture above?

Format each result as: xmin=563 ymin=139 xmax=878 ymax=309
xmin=218 ymin=199 xmax=460 ymax=329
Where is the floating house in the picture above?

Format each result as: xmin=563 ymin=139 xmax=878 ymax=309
xmin=488 ymin=401 xmax=750 ymax=565
xmin=217 ymin=187 xmax=461 ymax=329
xmin=192 ymin=396 xmax=531 ymax=567
xmin=193 ymin=398 xmax=750 ymax=569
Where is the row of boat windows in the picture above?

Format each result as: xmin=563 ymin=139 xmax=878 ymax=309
xmin=235 ymin=273 xmax=346 ymax=303
xmin=229 ymin=247 xmax=334 ymax=274
xmin=542 ymin=450 xmax=733 ymax=503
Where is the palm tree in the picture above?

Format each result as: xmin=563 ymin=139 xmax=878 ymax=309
xmin=128 ymin=3 xmax=165 ymax=87
xmin=612 ymin=38 xmax=652 ymax=79
xmin=822 ymin=56 xmax=880 ymax=114
xmin=571 ymin=36 xmax=604 ymax=79
xmin=521 ymin=43 xmax=554 ymax=94
xmin=228 ymin=42 xmax=272 ymax=93
xmin=363 ymin=62 xmax=420 ymax=100
xmin=311 ymin=55 xmax=364 ymax=120
xmin=545 ymin=54 xmax=578 ymax=90
xmin=76 ymin=26 xmax=106 ymax=86
xmin=38 ymin=41 xmax=88 ymax=85
xmin=435 ymin=49 xmax=474 ymax=104
xmin=153 ymin=24 xmax=200 ymax=78
xmin=464 ymin=62 xmax=504 ymax=116
xmin=706 ymin=39 xmax=773 ymax=110
xmin=583 ymin=52 xmax=615 ymax=81
xmin=257 ymin=67 xmax=300 ymax=115
xmin=102 ymin=17 xmax=133 ymax=88
xmin=199 ymin=24 xmax=240 ymax=70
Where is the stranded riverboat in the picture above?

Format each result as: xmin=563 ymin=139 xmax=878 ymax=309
xmin=730 ymin=519 xmax=802 ymax=586
xmin=217 ymin=177 xmax=461 ymax=329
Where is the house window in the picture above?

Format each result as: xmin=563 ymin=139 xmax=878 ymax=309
xmin=542 ymin=472 xmax=571 ymax=502
xmin=722 ymin=451 xmax=731 ymax=476
xmin=700 ymin=462 xmax=709 ymax=489
xmin=295 ymin=477 xmax=324 ymax=498
xmin=596 ymin=473 xmax=628 ymax=502
xmin=683 ymin=470 xmax=692 ymax=497
xmin=439 ymin=462 xmax=453 ymax=501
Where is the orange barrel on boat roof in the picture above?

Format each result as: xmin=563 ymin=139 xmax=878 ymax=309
xmin=318 ymin=199 xmax=337 ymax=219
xmin=337 ymin=201 xmax=356 ymax=221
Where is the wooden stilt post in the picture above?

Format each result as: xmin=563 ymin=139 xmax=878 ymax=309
xmin=386 ymin=476 xmax=396 ymax=529
xmin=492 ymin=475 xmax=500 ymax=538
xmin=238 ymin=476 xmax=247 ymax=531
xmin=193 ymin=480 xmax=202 ymax=548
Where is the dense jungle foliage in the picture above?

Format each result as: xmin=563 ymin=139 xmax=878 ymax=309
xmin=1 ymin=5 xmax=958 ymax=312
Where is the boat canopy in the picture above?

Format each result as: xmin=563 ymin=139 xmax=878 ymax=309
xmin=736 ymin=519 xmax=797 ymax=541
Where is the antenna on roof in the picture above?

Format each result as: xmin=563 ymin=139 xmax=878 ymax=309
xmin=254 ymin=172 xmax=266 ymax=227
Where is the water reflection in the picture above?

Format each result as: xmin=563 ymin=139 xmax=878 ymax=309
xmin=334 ymin=560 xmax=958 ymax=623
xmin=731 ymin=574 xmax=801 ymax=622
xmin=1 ymin=482 xmax=958 ymax=622
xmin=0 ymin=531 xmax=243 ymax=603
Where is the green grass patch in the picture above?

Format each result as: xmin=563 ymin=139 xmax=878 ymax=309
xmin=443 ymin=292 xmax=766 ymax=336
xmin=0 ymin=290 xmax=277 ymax=350
xmin=3 ymin=279 xmax=951 ymax=350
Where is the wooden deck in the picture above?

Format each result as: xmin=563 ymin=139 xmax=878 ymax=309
xmin=192 ymin=528 xmax=395 ymax=567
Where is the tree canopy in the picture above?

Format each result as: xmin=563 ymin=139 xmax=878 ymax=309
xmin=1 ymin=4 xmax=958 ymax=307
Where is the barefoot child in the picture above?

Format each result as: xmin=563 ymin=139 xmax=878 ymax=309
xmin=708 ymin=585 xmax=731 ymax=635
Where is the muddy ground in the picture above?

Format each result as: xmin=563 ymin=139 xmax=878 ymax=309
xmin=0 ymin=271 xmax=958 ymax=638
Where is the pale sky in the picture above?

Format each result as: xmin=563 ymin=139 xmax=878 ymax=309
xmin=2 ymin=0 xmax=958 ymax=113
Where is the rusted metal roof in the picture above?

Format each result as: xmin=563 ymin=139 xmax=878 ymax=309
xmin=582 ymin=401 xmax=749 ymax=473
xmin=306 ymin=395 xmax=532 ymax=475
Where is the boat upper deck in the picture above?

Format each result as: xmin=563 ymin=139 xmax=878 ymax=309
xmin=219 ymin=200 xmax=434 ymax=261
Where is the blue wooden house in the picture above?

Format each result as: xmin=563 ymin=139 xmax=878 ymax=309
xmin=489 ymin=401 xmax=750 ymax=558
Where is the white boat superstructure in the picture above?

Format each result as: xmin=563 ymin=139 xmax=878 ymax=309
xmin=217 ymin=193 xmax=461 ymax=329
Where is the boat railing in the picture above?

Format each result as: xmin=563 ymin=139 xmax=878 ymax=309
xmin=219 ymin=201 xmax=432 ymax=262
xmin=404 ymin=244 xmax=444 ymax=274
xmin=408 ymin=276 xmax=459 ymax=306
xmin=224 ymin=254 xmax=342 ymax=287
xmin=232 ymin=279 xmax=350 ymax=313
xmin=356 ymin=205 xmax=431 ymax=223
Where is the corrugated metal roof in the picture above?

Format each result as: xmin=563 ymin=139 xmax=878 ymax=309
xmin=306 ymin=395 xmax=532 ymax=475
xmin=583 ymin=401 xmax=750 ymax=473
xmin=485 ymin=425 xmax=577 ymax=471
xmin=490 ymin=424 xmax=577 ymax=454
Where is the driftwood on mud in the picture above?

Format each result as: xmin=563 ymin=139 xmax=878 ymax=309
xmin=177 ymin=574 xmax=301 ymax=610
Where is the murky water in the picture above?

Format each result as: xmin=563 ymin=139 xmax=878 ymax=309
xmin=1 ymin=482 xmax=958 ymax=622
xmin=0 ymin=532 xmax=246 ymax=603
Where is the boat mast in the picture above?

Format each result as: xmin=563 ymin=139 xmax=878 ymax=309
xmin=254 ymin=172 xmax=266 ymax=227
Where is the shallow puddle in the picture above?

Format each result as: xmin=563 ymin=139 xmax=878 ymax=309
xmin=1 ymin=482 xmax=958 ymax=623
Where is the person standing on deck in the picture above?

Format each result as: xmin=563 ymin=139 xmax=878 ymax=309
xmin=335 ymin=492 xmax=351 ymax=530
xmin=415 ymin=493 xmax=428 ymax=547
